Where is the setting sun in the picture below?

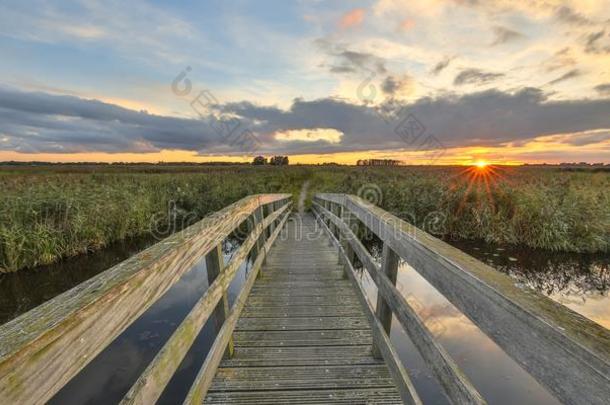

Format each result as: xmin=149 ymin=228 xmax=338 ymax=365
xmin=475 ymin=160 xmax=488 ymax=169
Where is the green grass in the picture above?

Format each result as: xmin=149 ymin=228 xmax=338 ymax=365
xmin=1 ymin=164 xmax=608 ymax=272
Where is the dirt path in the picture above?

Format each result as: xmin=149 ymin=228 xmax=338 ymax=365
xmin=297 ymin=180 xmax=310 ymax=213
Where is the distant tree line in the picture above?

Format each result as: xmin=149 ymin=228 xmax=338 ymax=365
xmin=356 ymin=159 xmax=401 ymax=166
xmin=252 ymin=156 xmax=289 ymax=165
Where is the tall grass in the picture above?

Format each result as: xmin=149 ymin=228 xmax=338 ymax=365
xmin=1 ymin=165 xmax=607 ymax=272
xmin=308 ymin=166 xmax=609 ymax=253
xmin=0 ymin=166 xmax=311 ymax=272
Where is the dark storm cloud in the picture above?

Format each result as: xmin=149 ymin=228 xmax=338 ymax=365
xmin=453 ymin=68 xmax=504 ymax=85
xmin=2 ymin=86 xmax=610 ymax=156
xmin=491 ymin=26 xmax=525 ymax=46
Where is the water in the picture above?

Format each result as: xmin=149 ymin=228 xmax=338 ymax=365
xmin=48 ymin=238 xmax=249 ymax=404
xmin=0 ymin=231 xmax=607 ymax=403
xmin=447 ymin=239 xmax=610 ymax=329
xmin=0 ymin=235 xmax=157 ymax=325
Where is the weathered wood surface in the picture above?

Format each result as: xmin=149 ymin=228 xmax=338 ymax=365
xmin=122 ymin=201 xmax=291 ymax=405
xmin=183 ymin=207 xmax=291 ymax=404
xmin=313 ymin=200 xmax=485 ymax=404
xmin=0 ymin=194 xmax=289 ymax=405
xmin=312 ymin=208 xmax=422 ymax=405
xmin=316 ymin=193 xmax=610 ymax=405
xmin=202 ymin=214 xmax=405 ymax=404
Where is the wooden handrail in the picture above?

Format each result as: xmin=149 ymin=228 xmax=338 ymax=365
xmin=183 ymin=204 xmax=292 ymax=404
xmin=0 ymin=194 xmax=291 ymax=404
xmin=122 ymin=201 xmax=291 ymax=404
xmin=311 ymin=207 xmax=422 ymax=405
xmin=313 ymin=200 xmax=485 ymax=404
xmin=314 ymin=193 xmax=610 ymax=405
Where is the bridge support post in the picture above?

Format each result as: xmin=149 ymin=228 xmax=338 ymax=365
xmin=206 ymin=244 xmax=234 ymax=359
xmin=372 ymin=243 xmax=399 ymax=359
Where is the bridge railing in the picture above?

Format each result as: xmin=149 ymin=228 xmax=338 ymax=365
xmin=312 ymin=193 xmax=609 ymax=405
xmin=0 ymin=194 xmax=292 ymax=405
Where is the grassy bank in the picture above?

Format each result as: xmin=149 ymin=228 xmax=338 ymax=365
xmin=0 ymin=166 xmax=310 ymax=272
xmin=1 ymin=164 xmax=608 ymax=272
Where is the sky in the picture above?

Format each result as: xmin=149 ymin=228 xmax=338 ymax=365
xmin=1 ymin=0 xmax=610 ymax=165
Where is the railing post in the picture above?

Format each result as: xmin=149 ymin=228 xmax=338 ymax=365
xmin=342 ymin=209 xmax=357 ymax=279
xmin=205 ymin=244 xmax=234 ymax=358
xmin=372 ymin=243 xmax=399 ymax=359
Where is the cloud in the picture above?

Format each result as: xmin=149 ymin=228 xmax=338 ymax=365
xmin=339 ymin=8 xmax=365 ymax=29
xmin=595 ymin=83 xmax=610 ymax=95
xmin=3 ymin=85 xmax=610 ymax=158
xmin=491 ymin=26 xmax=525 ymax=46
xmin=453 ymin=68 xmax=504 ymax=86
xmin=585 ymin=30 xmax=610 ymax=54
xmin=381 ymin=75 xmax=414 ymax=96
xmin=430 ymin=56 xmax=453 ymax=75
xmin=541 ymin=47 xmax=576 ymax=72
xmin=548 ymin=69 xmax=581 ymax=85
xmin=316 ymin=39 xmax=387 ymax=75
xmin=275 ymin=128 xmax=342 ymax=143
xmin=554 ymin=6 xmax=591 ymax=26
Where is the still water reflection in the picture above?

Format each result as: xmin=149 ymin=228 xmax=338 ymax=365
xmin=0 ymin=230 xmax=607 ymax=404
xmin=356 ymin=242 xmax=561 ymax=404
xmin=448 ymin=239 xmax=610 ymax=328
xmin=48 ymin=238 xmax=249 ymax=405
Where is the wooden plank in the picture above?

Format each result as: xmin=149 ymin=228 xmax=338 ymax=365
xmin=318 ymin=193 xmax=610 ymax=405
xmin=221 ymin=345 xmax=383 ymax=367
xmin=246 ymin=294 xmax=359 ymax=304
xmin=233 ymin=329 xmax=373 ymax=347
xmin=0 ymin=193 xmax=290 ymax=405
xmin=209 ymin=365 xmax=396 ymax=391
xmin=241 ymin=305 xmax=365 ymax=318
xmin=314 ymin=201 xmax=485 ymax=404
xmin=204 ymin=387 xmax=403 ymax=404
xmin=236 ymin=316 xmax=370 ymax=331
xmin=182 ymin=208 xmax=291 ymax=405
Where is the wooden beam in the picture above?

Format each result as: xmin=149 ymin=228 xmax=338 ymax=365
xmin=312 ymin=207 xmax=422 ymax=405
xmin=183 ymin=209 xmax=291 ymax=404
xmin=206 ymin=244 xmax=234 ymax=359
xmin=372 ymin=243 xmax=399 ymax=359
xmin=316 ymin=193 xmax=610 ymax=405
xmin=313 ymin=201 xmax=485 ymax=404
xmin=0 ymin=194 xmax=290 ymax=404
xmin=120 ymin=203 xmax=291 ymax=405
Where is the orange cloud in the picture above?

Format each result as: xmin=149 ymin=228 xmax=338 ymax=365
xmin=339 ymin=8 xmax=365 ymax=29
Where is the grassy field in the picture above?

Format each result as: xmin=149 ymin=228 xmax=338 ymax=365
xmin=1 ymin=164 xmax=608 ymax=272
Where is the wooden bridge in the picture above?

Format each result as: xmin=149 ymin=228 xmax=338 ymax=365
xmin=0 ymin=194 xmax=608 ymax=404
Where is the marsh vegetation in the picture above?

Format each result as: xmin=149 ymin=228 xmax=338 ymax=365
xmin=1 ymin=164 xmax=608 ymax=273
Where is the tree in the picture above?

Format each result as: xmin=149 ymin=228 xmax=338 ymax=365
xmin=252 ymin=156 xmax=267 ymax=165
xmin=269 ymin=156 xmax=289 ymax=166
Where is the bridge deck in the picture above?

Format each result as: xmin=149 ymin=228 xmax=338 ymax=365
xmin=204 ymin=214 xmax=402 ymax=404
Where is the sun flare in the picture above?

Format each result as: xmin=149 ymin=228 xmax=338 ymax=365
xmin=475 ymin=160 xmax=488 ymax=169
